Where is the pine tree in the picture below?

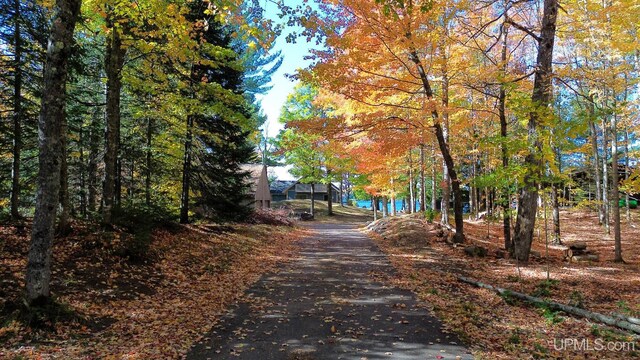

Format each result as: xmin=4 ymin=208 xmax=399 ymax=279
xmin=180 ymin=5 xmax=259 ymax=223
xmin=0 ymin=0 xmax=48 ymax=218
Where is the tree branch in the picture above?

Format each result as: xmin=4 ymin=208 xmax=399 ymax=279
xmin=505 ymin=16 xmax=541 ymax=42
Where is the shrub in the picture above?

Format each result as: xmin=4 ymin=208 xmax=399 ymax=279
xmin=112 ymin=203 xmax=176 ymax=262
xmin=424 ymin=209 xmax=436 ymax=223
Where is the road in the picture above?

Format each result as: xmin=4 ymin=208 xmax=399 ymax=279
xmin=187 ymin=222 xmax=472 ymax=359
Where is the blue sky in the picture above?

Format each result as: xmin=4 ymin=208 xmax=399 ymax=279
xmin=255 ymin=0 xmax=316 ymax=139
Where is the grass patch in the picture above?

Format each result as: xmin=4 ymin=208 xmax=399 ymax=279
xmin=537 ymin=302 xmax=563 ymax=325
xmin=274 ymin=200 xmax=374 ymax=222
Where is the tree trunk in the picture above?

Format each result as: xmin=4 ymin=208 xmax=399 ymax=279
xmin=408 ymin=49 xmax=464 ymax=242
xmin=103 ymin=26 xmax=125 ymax=226
xmin=115 ymin=140 xmax=122 ymax=208
xmin=26 ymin=0 xmax=81 ymax=303
xmin=441 ymin=164 xmax=450 ymax=224
xmin=470 ymin=154 xmax=477 ymax=219
xmin=391 ymin=178 xmax=397 ymax=216
xmin=419 ymin=144 xmax=426 ymax=212
xmin=58 ymin=108 xmax=70 ymax=233
xmin=611 ymin=115 xmax=623 ymax=262
xmin=10 ymin=0 xmax=22 ymax=220
xmin=457 ymin=275 xmax=640 ymax=334
xmin=431 ymin=153 xmax=437 ymax=211
xmin=499 ymin=24 xmax=512 ymax=251
xmin=512 ymin=0 xmax=559 ymax=262
xmin=145 ymin=117 xmax=152 ymax=206
xmin=485 ymin=188 xmax=490 ymax=216
xmin=310 ymin=183 xmax=315 ymax=216
xmin=602 ymin=117 xmax=610 ymax=234
xmin=179 ymin=115 xmax=193 ymax=224
xmin=327 ymin=176 xmax=333 ymax=216
xmin=588 ymin=100 xmax=604 ymax=224
xmin=344 ymin=172 xmax=352 ymax=203
xmin=441 ymin=55 xmax=451 ymax=226
xmin=128 ymin=154 xmax=134 ymax=201
xmin=372 ymin=196 xmax=377 ymax=221
xmin=78 ymin=126 xmax=86 ymax=217
xmin=87 ymin=106 xmax=101 ymax=214
xmin=391 ymin=195 xmax=396 ymax=216
xmin=382 ymin=197 xmax=388 ymax=217
xmin=339 ymin=174 xmax=344 ymax=206
xmin=408 ymin=150 xmax=414 ymax=213
xmin=551 ymin=184 xmax=561 ymax=244
xmin=624 ymin=126 xmax=631 ymax=224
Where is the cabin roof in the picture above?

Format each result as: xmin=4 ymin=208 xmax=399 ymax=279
xmin=240 ymin=164 xmax=265 ymax=193
xmin=270 ymin=180 xmax=297 ymax=194
xmin=281 ymin=181 xmax=340 ymax=194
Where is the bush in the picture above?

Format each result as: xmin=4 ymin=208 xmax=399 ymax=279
xmin=424 ymin=209 xmax=436 ymax=223
xmin=112 ymin=203 xmax=176 ymax=262
xmin=538 ymin=303 xmax=563 ymax=324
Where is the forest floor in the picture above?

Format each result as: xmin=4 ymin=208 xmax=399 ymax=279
xmin=368 ymin=209 xmax=640 ymax=359
xmin=0 ymin=217 xmax=307 ymax=359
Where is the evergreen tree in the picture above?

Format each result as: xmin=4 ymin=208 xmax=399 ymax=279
xmin=0 ymin=0 xmax=48 ymax=218
xmin=181 ymin=5 xmax=259 ymax=222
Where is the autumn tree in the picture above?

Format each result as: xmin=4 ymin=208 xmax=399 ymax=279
xmin=294 ymin=0 xmax=467 ymax=241
xmin=506 ymin=0 xmax=560 ymax=262
xmin=277 ymin=85 xmax=332 ymax=216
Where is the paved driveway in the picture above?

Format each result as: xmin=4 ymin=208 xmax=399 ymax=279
xmin=187 ymin=223 xmax=472 ymax=359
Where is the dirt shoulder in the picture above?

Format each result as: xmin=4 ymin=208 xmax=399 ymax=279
xmin=366 ymin=212 xmax=640 ymax=359
xmin=0 ymin=220 xmax=306 ymax=359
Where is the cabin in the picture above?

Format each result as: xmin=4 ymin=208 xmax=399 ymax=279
xmin=241 ymin=164 xmax=272 ymax=209
xmin=270 ymin=180 xmax=340 ymax=203
xmin=270 ymin=180 xmax=297 ymax=202
xmin=569 ymin=164 xmax=639 ymax=204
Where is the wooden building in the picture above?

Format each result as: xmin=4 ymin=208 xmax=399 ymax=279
xmin=270 ymin=180 xmax=340 ymax=203
xmin=241 ymin=164 xmax=272 ymax=209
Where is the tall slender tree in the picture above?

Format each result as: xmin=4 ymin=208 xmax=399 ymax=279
xmin=25 ymin=0 xmax=81 ymax=304
xmin=511 ymin=0 xmax=559 ymax=262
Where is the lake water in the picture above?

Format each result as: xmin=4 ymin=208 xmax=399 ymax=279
xmin=354 ymin=199 xmax=422 ymax=213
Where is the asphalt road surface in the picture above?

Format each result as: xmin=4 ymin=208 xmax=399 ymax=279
xmin=187 ymin=223 xmax=473 ymax=360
